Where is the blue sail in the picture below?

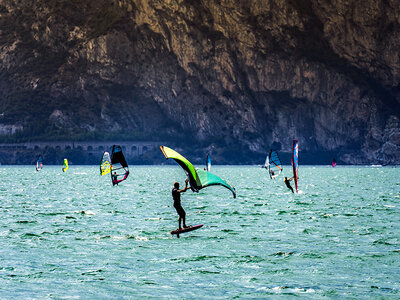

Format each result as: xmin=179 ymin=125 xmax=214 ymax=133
xmin=268 ymin=150 xmax=283 ymax=179
xmin=206 ymin=153 xmax=211 ymax=172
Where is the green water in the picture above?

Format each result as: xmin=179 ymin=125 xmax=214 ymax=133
xmin=1 ymin=166 xmax=399 ymax=298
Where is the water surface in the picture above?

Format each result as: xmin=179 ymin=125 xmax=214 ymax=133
xmin=0 ymin=166 xmax=399 ymax=298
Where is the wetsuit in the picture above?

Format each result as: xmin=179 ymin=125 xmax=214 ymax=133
xmin=112 ymin=174 xmax=118 ymax=186
xmin=284 ymin=178 xmax=294 ymax=193
xmin=172 ymin=187 xmax=186 ymax=218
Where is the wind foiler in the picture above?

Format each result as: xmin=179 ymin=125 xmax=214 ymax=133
xmin=160 ymin=146 xmax=236 ymax=198
xmin=292 ymin=140 xmax=299 ymax=193
xmin=110 ymin=145 xmax=129 ymax=185
xmin=100 ymin=151 xmax=111 ymax=176
xmin=206 ymin=153 xmax=211 ymax=172
xmin=266 ymin=150 xmax=283 ymax=179
xmin=36 ymin=155 xmax=43 ymax=172
xmin=62 ymin=158 xmax=69 ymax=172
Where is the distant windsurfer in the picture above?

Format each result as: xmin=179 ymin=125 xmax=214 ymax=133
xmin=172 ymin=178 xmax=190 ymax=229
xmin=112 ymin=171 xmax=118 ymax=185
xmin=284 ymin=176 xmax=294 ymax=193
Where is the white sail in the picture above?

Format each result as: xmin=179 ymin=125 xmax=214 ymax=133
xmin=264 ymin=155 xmax=269 ymax=169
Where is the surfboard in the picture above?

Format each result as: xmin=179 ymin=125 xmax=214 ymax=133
xmin=170 ymin=224 xmax=203 ymax=237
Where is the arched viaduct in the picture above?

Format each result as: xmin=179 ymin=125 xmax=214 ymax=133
xmin=0 ymin=141 xmax=162 ymax=163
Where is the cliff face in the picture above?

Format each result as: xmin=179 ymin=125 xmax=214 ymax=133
xmin=0 ymin=0 xmax=399 ymax=164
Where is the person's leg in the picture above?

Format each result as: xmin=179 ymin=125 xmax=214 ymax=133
xmin=177 ymin=206 xmax=187 ymax=228
xmin=182 ymin=210 xmax=187 ymax=228
xmin=183 ymin=214 xmax=187 ymax=228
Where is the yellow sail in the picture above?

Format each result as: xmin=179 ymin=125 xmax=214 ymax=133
xmin=62 ymin=158 xmax=69 ymax=172
xmin=100 ymin=152 xmax=111 ymax=175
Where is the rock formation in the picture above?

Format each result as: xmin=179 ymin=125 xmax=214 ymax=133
xmin=0 ymin=0 xmax=399 ymax=164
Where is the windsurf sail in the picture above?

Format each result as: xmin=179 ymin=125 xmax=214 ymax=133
xmin=110 ymin=145 xmax=129 ymax=185
xmin=264 ymin=154 xmax=269 ymax=169
xmin=100 ymin=151 xmax=111 ymax=176
xmin=36 ymin=155 xmax=43 ymax=171
xmin=160 ymin=146 xmax=236 ymax=198
xmin=62 ymin=158 xmax=68 ymax=172
xmin=332 ymin=158 xmax=337 ymax=168
xmin=267 ymin=150 xmax=283 ymax=179
xmin=206 ymin=153 xmax=211 ymax=172
xmin=291 ymin=140 xmax=299 ymax=193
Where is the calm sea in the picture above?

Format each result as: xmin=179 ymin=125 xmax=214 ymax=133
xmin=1 ymin=165 xmax=399 ymax=298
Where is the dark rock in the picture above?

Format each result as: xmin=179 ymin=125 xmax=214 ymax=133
xmin=0 ymin=0 xmax=399 ymax=164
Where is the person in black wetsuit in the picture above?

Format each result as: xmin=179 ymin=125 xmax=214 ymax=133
xmin=284 ymin=176 xmax=294 ymax=193
xmin=172 ymin=178 xmax=190 ymax=229
xmin=112 ymin=171 xmax=118 ymax=186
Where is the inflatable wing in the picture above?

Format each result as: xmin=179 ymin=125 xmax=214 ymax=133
xmin=160 ymin=146 xmax=236 ymax=198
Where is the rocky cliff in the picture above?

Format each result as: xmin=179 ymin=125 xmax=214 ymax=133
xmin=0 ymin=0 xmax=399 ymax=164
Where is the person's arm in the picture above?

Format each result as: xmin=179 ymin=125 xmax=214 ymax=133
xmin=288 ymin=177 xmax=294 ymax=181
xmin=178 ymin=178 xmax=190 ymax=192
xmin=179 ymin=186 xmax=191 ymax=192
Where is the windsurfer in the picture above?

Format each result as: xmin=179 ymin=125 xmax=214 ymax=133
xmin=172 ymin=178 xmax=190 ymax=229
xmin=112 ymin=171 xmax=118 ymax=185
xmin=284 ymin=176 xmax=294 ymax=193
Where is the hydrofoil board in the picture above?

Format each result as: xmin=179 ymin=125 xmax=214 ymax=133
xmin=170 ymin=224 xmax=203 ymax=237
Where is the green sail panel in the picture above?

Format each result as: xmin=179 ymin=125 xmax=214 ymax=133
xmin=160 ymin=146 xmax=236 ymax=198
xmin=160 ymin=146 xmax=197 ymax=182
xmin=194 ymin=169 xmax=236 ymax=198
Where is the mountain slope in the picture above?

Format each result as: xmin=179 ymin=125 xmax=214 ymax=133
xmin=0 ymin=0 xmax=399 ymax=164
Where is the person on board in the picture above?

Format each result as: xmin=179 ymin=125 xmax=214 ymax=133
xmin=112 ymin=171 xmax=118 ymax=186
xmin=284 ymin=176 xmax=294 ymax=193
xmin=172 ymin=178 xmax=190 ymax=229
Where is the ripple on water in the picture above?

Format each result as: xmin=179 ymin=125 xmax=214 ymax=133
xmin=256 ymin=286 xmax=316 ymax=295
xmin=1 ymin=165 xmax=400 ymax=298
xmin=16 ymin=220 xmax=37 ymax=224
